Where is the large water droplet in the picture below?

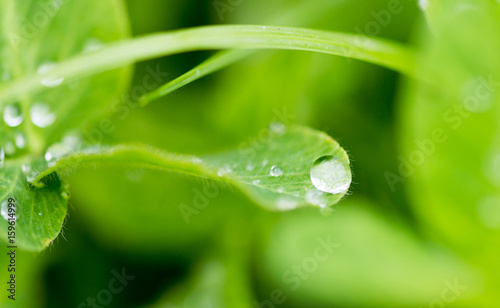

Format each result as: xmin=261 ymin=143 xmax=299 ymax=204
xmin=3 ymin=104 xmax=23 ymax=127
xmin=270 ymin=165 xmax=283 ymax=177
xmin=310 ymin=155 xmax=351 ymax=194
xmin=30 ymin=102 xmax=56 ymax=127
xmin=37 ymin=62 xmax=64 ymax=87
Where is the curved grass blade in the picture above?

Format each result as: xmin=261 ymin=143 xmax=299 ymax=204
xmin=0 ymin=25 xmax=416 ymax=105
xmin=32 ymin=126 xmax=352 ymax=211
xmin=139 ymin=50 xmax=251 ymax=106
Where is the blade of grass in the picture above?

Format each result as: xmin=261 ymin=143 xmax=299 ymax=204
xmin=139 ymin=50 xmax=251 ymax=106
xmin=0 ymin=25 xmax=417 ymax=105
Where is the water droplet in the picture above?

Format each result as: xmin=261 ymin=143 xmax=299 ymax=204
xmin=3 ymin=104 xmax=23 ymax=127
xmin=37 ymin=62 xmax=64 ymax=87
xmin=39 ymin=212 xmax=42 ymax=216
xmin=14 ymin=132 xmax=26 ymax=149
xmin=418 ymin=0 xmax=429 ymax=10
xmin=22 ymin=165 xmax=39 ymax=183
xmin=252 ymin=179 xmax=260 ymax=185
xmin=310 ymin=155 xmax=351 ymax=194
xmin=44 ymin=143 xmax=70 ymax=164
xmin=269 ymin=122 xmax=286 ymax=135
xmin=277 ymin=187 xmax=284 ymax=193
xmin=262 ymin=159 xmax=268 ymax=167
xmin=270 ymin=165 xmax=283 ymax=177
xmin=191 ymin=157 xmax=203 ymax=164
xmin=0 ymin=147 xmax=4 ymax=166
xmin=217 ymin=165 xmax=232 ymax=177
xmin=83 ymin=38 xmax=103 ymax=53
xmin=1 ymin=201 xmax=17 ymax=221
xmin=3 ymin=141 xmax=16 ymax=156
xmin=305 ymin=190 xmax=329 ymax=208
xmin=277 ymin=198 xmax=298 ymax=210
xmin=62 ymin=191 xmax=70 ymax=199
xmin=246 ymin=164 xmax=254 ymax=172
xmin=30 ymin=102 xmax=56 ymax=127
xmin=477 ymin=196 xmax=500 ymax=229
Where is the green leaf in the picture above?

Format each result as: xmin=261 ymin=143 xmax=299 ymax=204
xmin=0 ymin=25 xmax=417 ymax=106
xmin=0 ymin=0 xmax=130 ymax=251
xmin=399 ymin=0 xmax=500 ymax=302
xmin=0 ymin=160 xmax=67 ymax=251
xmin=34 ymin=126 xmax=351 ymax=211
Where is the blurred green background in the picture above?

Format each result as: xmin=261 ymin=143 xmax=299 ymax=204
xmin=2 ymin=0 xmax=500 ymax=307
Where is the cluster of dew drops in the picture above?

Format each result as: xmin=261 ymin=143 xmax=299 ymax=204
xmin=213 ymin=122 xmax=352 ymax=211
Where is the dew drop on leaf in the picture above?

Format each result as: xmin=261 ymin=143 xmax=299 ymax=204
xmin=3 ymin=103 xmax=23 ymax=127
xmin=0 ymin=147 xmax=4 ymax=166
xmin=15 ymin=131 xmax=26 ymax=149
xmin=37 ymin=62 xmax=64 ymax=87
xmin=3 ymin=141 xmax=16 ymax=156
xmin=1 ymin=201 xmax=17 ymax=221
xmin=83 ymin=38 xmax=104 ymax=53
xmin=30 ymin=102 xmax=56 ymax=127
xmin=269 ymin=122 xmax=286 ymax=135
xmin=310 ymin=155 xmax=351 ymax=195
xmin=270 ymin=165 xmax=283 ymax=177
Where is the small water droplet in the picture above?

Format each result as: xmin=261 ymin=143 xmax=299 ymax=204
xmin=3 ymin=141 xmax=16 ymax=156
xmin=477 ymin=196 xmax=500 ymax=229
xmin=246 ymin=164 xmax=254 ymax=171
xmin=269 ymin=122 xmax=286 ymax=135
xmin=44 ymin=143 xmax=70 ymax=163
xmin=252 ymin=179 xmax=260 ymax=185
xmin=270 ymin=165 xmax=283 ymax=177
xmin=3 ymin=104 xmax=23 ymax=127
xmin=418 ymin=0 xmax=429 ymax=10
xmin=30 ymin=102 xmax=56 ymax=127
xmin=1 ymin=201 xmax=17 ymax=221
xmin=262 ymin=159 xmax=268 ymax=167
xmin=310 ymin=155 xmax=351 ymax=194
xmin=277 ymin=198 xmax=298 ymax=210
xmin=39 ymin=212 xmax=43 ymax=216
xmin=83 ymin=38 xmax=104 ymax=53
xmin=0 ymin=147 xmax=4 ymax=166
xmin=62 ymin=190 xmax=70 ymax=199
xmin=191 ymin=157 xmax=203 ymax=164
xmin=277 ymin=187 xmax=284 ymax=193
xmin=305 ymin=190 xmax=329 ymax=208
xmin=217 ymin=165 xmax=232 ymax=177
xmin=14 ymin=132 xmax=26 ymax=149
xmin=37 ymin=62 xmax=64 ymax=87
